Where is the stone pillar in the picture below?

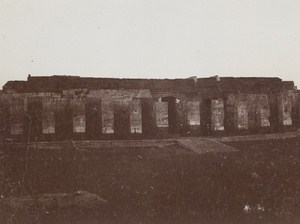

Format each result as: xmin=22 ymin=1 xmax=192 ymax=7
xmin=154 ymin=101 xmax=168 ymax=128
xmin=236 ymin=100 xmax=248 ymax=130
xmin=186 ymin=101 xmax=200 ymax=126
xmin=85 ymin=98 xmax=102 ymax=138
xmin=257 ymin=94 xmax=271 ymax=128
xmin=211 ymin=99 xmax=224 ymax=131
xmin=246 ymin=94 xmax=257 ymax=130
xmin=278 ymin=91 xmax=293 ymax=127
xmin=141 ymin=98 xmax=155 ymax=137
xmin=224 ymin=94 xmax=236 ymax=133
xmin=27 ymin=96 xmax=43 ymax=140
xmin=154 ymin=101 xmax=168 ymax=138
xmin=55 ymin=99 xmax=73 ymax=140
xmin=42 ymin=98 xmax=56 ymax=134
xmin=246 ymin=94 xmax=271 ymax=131
xmin=102 ymin=100 xmax=114 ymax=134
xmin=129 ymin=100 xmax=142 ymax=134
xmin=268 ymin=92 xmax=279 ymax=132
xmin=114 ymin=101 xmax=130 ymax=137
xmin=72 ymin=100 xmax=86 ymax=133
xmin=9 ymin=97 xmax=24 ymax=135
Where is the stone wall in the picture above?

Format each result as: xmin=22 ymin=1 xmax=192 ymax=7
xmin=0 ymin=76 xmax=298 ymax=141
xmin=224 ymin=93 xmax=272 ymax=134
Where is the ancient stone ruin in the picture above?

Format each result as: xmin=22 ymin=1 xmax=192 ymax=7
xmin=0 ymin=75 xmax=299 ymax=141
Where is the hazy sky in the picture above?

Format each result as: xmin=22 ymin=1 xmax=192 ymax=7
xmin=1 ymin=0 xmax=300 ymax=88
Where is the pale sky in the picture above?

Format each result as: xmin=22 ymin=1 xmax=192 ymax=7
xmin=0 ymin=0 xmax=300 ymax=88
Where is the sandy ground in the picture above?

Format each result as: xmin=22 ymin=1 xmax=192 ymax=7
xmin=0 ymin=137 xmax=299 ymax=224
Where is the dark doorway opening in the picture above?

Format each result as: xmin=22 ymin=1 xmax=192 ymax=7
xmin=202 ymin=99 xmax=212 ymax=136
xmin=86 ymin=99 xmax=102 ymax=139
xmin=114 ymin=105 xmax=130 ymax=139
xmin=162 ymin=96 xmax=178 ymax=134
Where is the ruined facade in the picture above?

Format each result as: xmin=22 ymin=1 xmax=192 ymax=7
xmin=0 ymin=75 xmax=299 ymax=141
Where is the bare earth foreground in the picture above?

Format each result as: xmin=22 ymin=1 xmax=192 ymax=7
xmin=0 ymin=135 xmax=299 ymax=224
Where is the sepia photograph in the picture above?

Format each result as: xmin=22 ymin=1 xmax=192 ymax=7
xmin=0 ymin=1 xmax=299 ymax=223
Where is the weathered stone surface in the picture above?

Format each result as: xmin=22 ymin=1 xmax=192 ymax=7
xmin=154 ymin=102 xmax=168 ymax=128
xmin=87 ymin=89 xmax=152 ymax=101
xmin=278 ymin=90 xmax=295 ymax=126
xmin=9 ymin=98 xmax=24 ymax=135
xmin=187 ymin=101 xmax=200 ymax=126
xmin=236 ymin=101 xmax=248 ymax=130
xmin=71 ymin=100 xmax=86 ymax=133
xmin=0 ymin=75 xmax=299 ymax=140
xmin=101 ymin=100 xmax=114 ymax=134
xmin=42 ymin=98 xmax=56 ymax=134
xmin=129 ymin=100 xmax=142 ymax=133
xmin=211 ymin=99 xmax=224 ymax=131
xmin=246 ymin=94 xmax=271 ymax=128
xmin=256 ymin=94 xmax=270 ymax=127
xmin=85 ymin=97 xmax=102 ymax=138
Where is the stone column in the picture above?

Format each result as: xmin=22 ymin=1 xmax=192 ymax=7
xmin=42 ymin=98 xmax=56 ymax=134
xmin=72 ymin=100 xmax=86 ymax=133
xmin=236 ymin=100 xmax=248 ymax=130
xmin=278 ymin=91 xmax=293 ymax=127
xmin=186 ymin=101 xmax=200 ymax=129
xmin=101 ymin=100 xmax=114 ymax=134
xmin=154 ymin=101 xmax=168 ymax=128
xmin=129 ymin=100 xmax=142 ymax=134
xmin=211 ymin=99 xmax=224 ymax=131
xmin=9 ymin=97 xmax=24 ymax=135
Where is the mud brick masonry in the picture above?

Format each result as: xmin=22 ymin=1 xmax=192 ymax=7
xmin=0 ymin=75 xmax=299 ymax=141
